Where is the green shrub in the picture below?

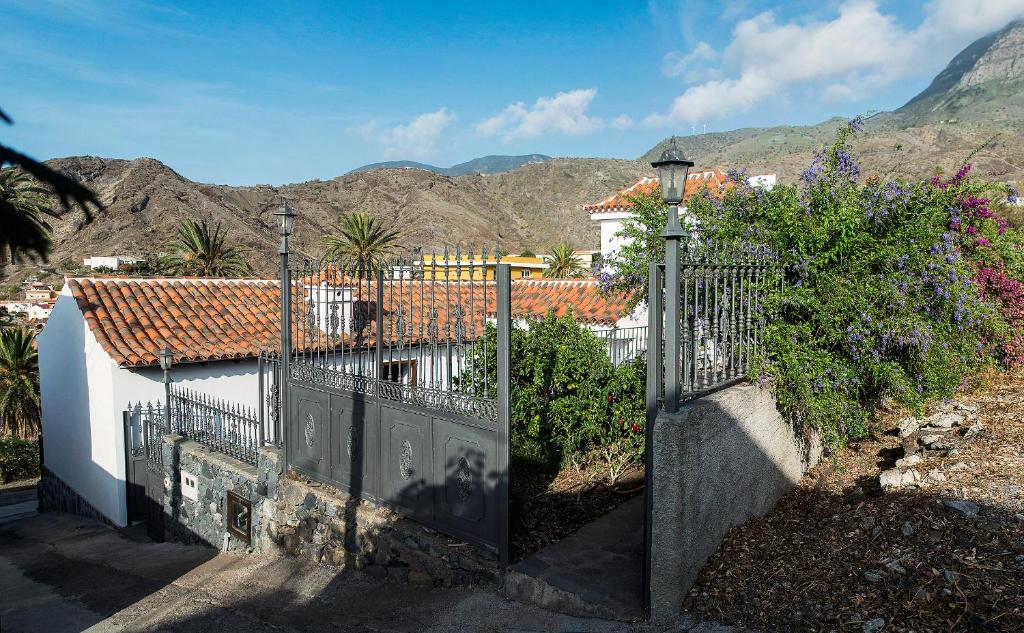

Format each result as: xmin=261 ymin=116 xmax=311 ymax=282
xmin=0 ymin=436 xmax=40 ymax=483
xmin=462 ymin=312 xmax=646 ymax=475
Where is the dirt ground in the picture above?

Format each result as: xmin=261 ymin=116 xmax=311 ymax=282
xmin=511 ymin=462 xmax=644 ymax=561
xmin=684 ymin=369 xmax=1024 ymax=632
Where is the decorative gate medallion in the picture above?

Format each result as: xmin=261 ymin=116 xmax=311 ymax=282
xmin=456 ymin=456 xmax=473 ymax=500
xmin=304 ymin=412 xmax=316 ymax=447
xmin=399 ymin=440 xmax=414 ymax=480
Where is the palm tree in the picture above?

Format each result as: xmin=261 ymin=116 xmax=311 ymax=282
xmin=0 ymin=168 xmax=59 ymax=263
xmin=0 ymin=328 xmax=40 ymax=438
xmin=322 ymin=212 xmax=400 ymax=272
xmin=543 ymin=243 xmax=586 ymax=279
xmin=164 ymin=219 xmax=252 ymax=277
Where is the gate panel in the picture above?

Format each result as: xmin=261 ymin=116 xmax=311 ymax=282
xmin=379 ymin=403 xmax=431 ymax=520
xmin=288 ymin=384 xmax=330 ymax=480
xmin=431 ymin=416 xmax=497 ymax=546
xmin=329 ymin=392 xmax=380 ymax=499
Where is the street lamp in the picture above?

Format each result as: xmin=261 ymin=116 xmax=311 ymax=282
xmin=159 ymin=348 xmax=173 ymax=431
xmin=652 ymin=137 xmax=694 ymax=235
xmin=273 ymin=200 xmax=295 ymax=449
xmin=652 ymin=138 xmax=694 ymax=413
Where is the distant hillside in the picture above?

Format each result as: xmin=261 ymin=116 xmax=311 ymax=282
xmin=0 ymin=155 xmax=644 ymax=289
xmin=640 ymin=20 xmax=1024 ymax=183
xmin=351 ymin=154 xmax=551 ymax=176
xmin=8 ymin=20 xmax=1024 ymax=291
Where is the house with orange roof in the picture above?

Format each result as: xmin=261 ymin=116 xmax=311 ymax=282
xmin=37 ymin=274 xmax=644 ymax=526
xmin=585 ymin=169 xmax=776 ymax=260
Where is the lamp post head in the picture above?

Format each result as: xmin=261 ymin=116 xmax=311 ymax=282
xmin=274 ymin=200 xmax=295 ymax=237
xmin=159 ymin=347 xmax=173 ymax=372
xmin=651 ymin=137 xmax=695 ymax=206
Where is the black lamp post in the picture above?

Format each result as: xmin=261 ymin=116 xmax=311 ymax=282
xmin=652 ymin=138 xmax=694 ymax=413
xmin=273 ymin=200 xmax=295 ymax=445
xmin=159 ymin=347 xmax=173 ymax=431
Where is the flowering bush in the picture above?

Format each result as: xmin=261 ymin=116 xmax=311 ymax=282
xmin=604 ymin=120 xmax=1024 ymax=449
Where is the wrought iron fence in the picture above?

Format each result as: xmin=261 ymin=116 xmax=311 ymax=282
xmin=168 ymin=385 xmax=262 ymax=465
xmin=258 ymin=351 xmax=282 ymax=446
xmin=125 ymin=401 xmax=166 ymax=465
xmin=592 ymin=325 xmax=649 ymax=366
xmin=285 ymin=248 xmax=501 ymax=422
xmin=652 ymin=239 xmax=779 ymax=406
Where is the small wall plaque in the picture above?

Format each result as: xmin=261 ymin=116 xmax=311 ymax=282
xmin=180 ymin=470 xmax=198 ymax=502
xmin=226 ymin=491 xmax=252 ymax=543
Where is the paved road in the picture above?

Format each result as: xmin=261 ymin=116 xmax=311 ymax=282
xmin=0 ymin=509 xmax=742 ymax=633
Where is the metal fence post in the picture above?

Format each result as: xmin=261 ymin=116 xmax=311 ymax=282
xmin=495 ymin=263 xmax=511 ymax=582
xmin=662 ymin=204 xmax=683 ymax=413
xmin=257 ymin=353 xmax=266 ymax=446
xmin=643 ymin=261 xmax=663 ymax=616
xmin=279 ymin=233 xmax=291 ymax=461
xmin=375 ymin=268 xmax=385 ymax=394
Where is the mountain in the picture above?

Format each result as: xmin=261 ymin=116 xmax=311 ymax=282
xmin=898 ymin=19 xmax=1024 ymax=122
xmin=350 ymin=154 xmax=551 ymax=176
xmin=642 ymin=20 xmax=1024 ymax=183
xmin=8 ymin=21 xmax=1024 ymax=289
xmin=1 ymin=155 xmax=644 ymax=286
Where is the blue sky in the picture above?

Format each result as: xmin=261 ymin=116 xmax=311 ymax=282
xmin=3 ymin=0 xmax=1023 ymax=185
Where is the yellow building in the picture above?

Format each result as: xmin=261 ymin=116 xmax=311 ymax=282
xmin=420 ymin=255 xmax=547 ymax=281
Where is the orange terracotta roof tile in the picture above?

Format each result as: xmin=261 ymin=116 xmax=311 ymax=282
xmin=583 ymin=169 xmax=733 ymax=213
xmin=67 ymin=276 xmax=635 ymax=368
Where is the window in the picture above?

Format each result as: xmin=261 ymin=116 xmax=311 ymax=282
xmin=520 ymin=270 xmax=531 ymax=278
xmin=382 ymin=359 xmax=417 ymax=385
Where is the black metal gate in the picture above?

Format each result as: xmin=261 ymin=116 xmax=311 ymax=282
xmin=124 ymin=404 xmax=165 ymax=542
xmin=281 ymin=252 xmax=511 ymax=563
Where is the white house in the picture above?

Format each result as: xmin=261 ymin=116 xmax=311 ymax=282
xmin=38 ymin=275 xmax=643 ymax=527
xmin=586 ymin=169 xmax=777 ymax=261
xmin=82 ymin=255 xmax=143 ymax=271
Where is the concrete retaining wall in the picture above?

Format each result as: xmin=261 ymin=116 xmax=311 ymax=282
xmin=648 ymin=382 xmax=821 ymax=623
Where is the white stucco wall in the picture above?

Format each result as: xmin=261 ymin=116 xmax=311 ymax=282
xmin=114 ymin=360 xmax=261 ymax=412
xmin=38 ymin=288 xmax=125 ymax=526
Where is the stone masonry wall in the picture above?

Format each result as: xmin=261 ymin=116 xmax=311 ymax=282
xmin=156 ymin=435 xmax=496 ymax=587
xmin=160 ymin=436 xmax=279 ymax=552
xmin=265 ymin=475 xmax=498 ymax=588
xmin=38 ymin=465 xmax=116 ymax=527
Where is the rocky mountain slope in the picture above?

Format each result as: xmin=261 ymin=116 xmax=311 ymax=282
xmin=5 ymin=156 xmax=645 ymax=285
xmin=351 ymin=154 xmax=551 ymax=176
xmin=7 ymin=20 xmax=1024 ymax=289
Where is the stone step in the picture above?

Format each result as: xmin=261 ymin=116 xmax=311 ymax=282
xmin=503 ymin=495 xmax=645 ymax=621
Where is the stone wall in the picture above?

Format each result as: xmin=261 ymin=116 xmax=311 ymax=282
xmin=155 ymin=435 xmax=496 ymax=587
xmin=37 ymin=465 xmax=115 ymax=527
xmin=647 ymin=383 xmax=822 ymax=623
xmin=265 ymin=475 xmax=498 ymax=588
xmin=159 ymin=436 xmax=279 ymax=552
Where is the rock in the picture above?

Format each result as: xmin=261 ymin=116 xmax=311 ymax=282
xmin=129 ymin=194 xmax=150 ymax=213
xmin=943 ymin=570 xmax=959 ymax=584
xmin=880 ymin=468 xmax=921 ymax=491
xmin=896 ymin=454 xmax=922 ymax=469
xmin=963 ymin=422 xmax=984 ymax=440
xmin=864 ymin=570 xmax=885 ymax=583
xmin=924 ymin=412 xmax=962 ymax=429
xmin=947 ymin=461 xmax=969 ymax=471
xmin=863 ymin=617 xmax=885 ymax=632
xmin=943 ymin=499 xmax=980 ymax=518
xmin=926 ymin=469 xmax=947 ymax=483
xmin=408 ymin=569 xmax=433 ymax=586
xmin=862 ymin=516 xmax=877 ymax=529
xmin=885 ymin=559 xmax=907 ymax=574
xmin=918 ymin=434 xmax=945 ymax=449
xmin=897 ymin=418 xmax=920 ymax=438
xmin=901 ymin=521 xmax=914 ymax=537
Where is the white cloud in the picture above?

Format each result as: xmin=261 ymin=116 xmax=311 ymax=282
xmin=475 ymin=89 xmax=606 ymax=140
xmin=662 ymin=41 xmax=718 ymax=78
xmin=648 ymin=0 xmax=1024 ymax=125
xmin=354 ymin=108 xmax=455 ymax=159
